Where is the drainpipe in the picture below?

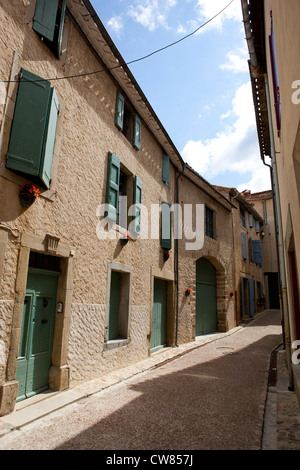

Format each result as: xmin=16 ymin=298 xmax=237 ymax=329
xmin=264 ymin=77 xmax=294 ymax=390
xmin=175 ymin=163 xmax=186 ymax=347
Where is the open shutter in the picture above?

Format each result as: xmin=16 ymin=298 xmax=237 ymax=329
xmin=162 ymin=155 xmax=170 ymax=186
xmin=6 ymin=68 xmax=51 ymax=177
xmin=33 ymin=0 xmax=59 ymax=42
xmin=39 ymin=88 xmax=59 ymax=188
xmin=115 ymin=91 xmax=124 ymax=130
xmin=133 ymin=176 xmax=142 ymax=235
xmin=161 ymin=202 xmax=172 ymax=250
xmin=106 ymin=152 xmax=120 ymax=223
xmin=241 ymin=232 xmax=247 ymax=260
xmin=133 ymin=115 xmax=141 ymax=150
xmin=57 ymin=0 xmax=66 ymax=58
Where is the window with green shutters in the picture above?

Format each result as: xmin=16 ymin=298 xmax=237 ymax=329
xmin=33 ymin=0 xmax=66 ymax=59
xmin=161 ymin=202 xmax=172 ymax=250
xmin=162 ymin=155 xmax=170 ymax=186
xmin=115 ymin=91 xmax=141 ymax=150
xmin=105 ymin=152 xmax=121 ymax=223
xmin=6 ymin=68 xmax=59 ymax=189
xmin=133 ymin=176 xmax=142 ymax=235
xmin=105 ymin=153 xmax=142 ymax=235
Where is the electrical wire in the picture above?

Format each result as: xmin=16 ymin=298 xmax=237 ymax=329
xmin=0 ymin=0 xmax=235 ymax=83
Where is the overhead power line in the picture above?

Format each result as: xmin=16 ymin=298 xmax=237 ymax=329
xmin=0 ymin=0 xmax=235 ymax=83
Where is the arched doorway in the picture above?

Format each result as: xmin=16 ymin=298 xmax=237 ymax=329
xmin=196 ymin=258 xmax=217 ymax=335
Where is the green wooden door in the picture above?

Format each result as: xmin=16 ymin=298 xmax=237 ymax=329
xmin=16 ymin=268 xmax=59 ymax=402
xmin=196 ymin=258 xmax=217 ymax=335
xmin=150 ymin=278 xmax=167 ymax=352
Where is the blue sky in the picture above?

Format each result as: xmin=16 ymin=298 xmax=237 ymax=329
xmin=91 ymin=0 xmax=271 ymax=193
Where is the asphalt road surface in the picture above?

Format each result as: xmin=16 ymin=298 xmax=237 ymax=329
xmin=0 ymin=310 xmax=282 ymax=451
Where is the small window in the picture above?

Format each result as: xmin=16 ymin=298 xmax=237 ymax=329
xmin=33 ymin=0 xmax=66 ymax=59
xmin=240 ymin=207 xmax=246 ymax=227
xmin=6 ymin=68 xmax=59 ymax=189
xmin=161 ymin=202 xmax=172 ymax=250
xmin=205 ymin=207 xmax=214 ymax=239
xmin=105 ymin=152 xmax=142 ymax=235
xmin=115 ymin=91 xmax=141 ymax=149
xmin=162 ymin=155 xmax=170 ymax=186
xmin=108 ymin=269 xmax=131 ymax=341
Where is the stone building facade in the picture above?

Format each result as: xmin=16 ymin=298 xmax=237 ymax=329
xmin=0 ymin=0 xmax=238 ymax=416
xmin=241 ymin=0 xmax=300 ymax=396
xmin=242 ymin=190 xmax=280 ymax=310
xmin=214 ymin=186 xmax=265 ymax=323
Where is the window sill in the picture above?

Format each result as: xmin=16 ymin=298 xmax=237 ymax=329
xmin=104 ymin=338 xmax=130 ymax=351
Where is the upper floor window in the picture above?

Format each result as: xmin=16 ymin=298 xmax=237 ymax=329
xmin=115 ymin=91 xmax=141 ymax=150
xmin=105 ymin=152 xmax=142 ymax=236
xmin=205 ymin=206 xmax=214 ymax=239
xmin=240 ymin=207 xmax=246 ymax=227
xmin=33 ymin=0 xmax=66 ymax=59
xmin=6 ymin=68 xmax=59 ymax=189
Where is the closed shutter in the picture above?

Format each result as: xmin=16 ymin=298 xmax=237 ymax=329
xmin=249 ymin=237 xmax=253 ymax=262
xmin=57 ymin=0 xmax=66 ymax=58
xmin=106 ymin=152 xmax=120 ymax=223
xmin=133 ymin=115 xmax=141 ymax=150
xmin=39 ymin=88 xmax=59 ymax=188
xmin=133 ymin=176 xmax=142 ymax=235
xmin=161 ymin=202 xmax=172 ymax=250
xmin=249 ymin=213 xmax=254 ymax=228
xmin=255 ymin=220 xmax=260 ymax=233
xmin=241 ymin=232 xmax=247 ymax=260
xmin=115 ymin=91 xmax=124 ymax=130
xmin=33 ymin=0 xmax=59 ymax=42
xmin=162 ymin=155 xmax=170 ymax=186
xmin=6 ymin=68 xmax=52 ymax=177
xmin=252 ymin=240 xmax=263 ymax=266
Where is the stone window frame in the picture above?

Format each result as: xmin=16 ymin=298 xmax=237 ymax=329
xmin=104 ymin=262 xmax=133 ymax=350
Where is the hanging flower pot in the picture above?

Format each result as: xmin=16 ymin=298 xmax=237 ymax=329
xmin=163 ymin=250 xmax=170 ymax=262
xmin=19 ymin=183 xmax=40 ymax=207
xmin=185 ymin=288 xmax=191 ymax=296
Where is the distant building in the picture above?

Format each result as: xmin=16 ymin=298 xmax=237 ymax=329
xmin=242 ymin=190 xmax=280 ymax=310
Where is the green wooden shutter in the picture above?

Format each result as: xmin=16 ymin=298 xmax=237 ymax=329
xmin=57 ymin=0 xmax=66 ymax=58
xmin=162 ymin=155 xmax=170 ymax=186
xmin=133 ymin=176 xmax=142 ymax=235
xmin=6 ymin=68 xmax=51 ymax=177
xmin=241 ymin=232 xmax=247 ymax=260
xmin=115 ymin=91 xmax=124 ymax=130
xmin=133 ymin=115 xmax=141 ymax=150
xmin=33 ymin=0 xmax=59 ymax=42
xmin=106 ymin=152 xmax=120 ymax=223
xmin=108 ymin=271 xmax=121 ymax=340
xmin=161 ymin=202 xmax=172 ymax=250
xmin=253 ymin=240 xmax=263 ymax=266
xmin=39 ymin=88 xmax=59 ymax=188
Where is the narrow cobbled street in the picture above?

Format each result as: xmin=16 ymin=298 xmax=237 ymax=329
xmin=0 ymin=310 xmax=282 ymax=451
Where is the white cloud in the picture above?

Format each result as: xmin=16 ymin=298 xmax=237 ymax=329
xmin=128 ymin=0 xmax=177 ymax=31
xmin=181 ymin=82 xmax=271 ymax=192
xmin=106 ymin=16 xmax=124 ymax=37
xmin=220 ymin=48 xmax=249 ymax=74
xmin=195 ymin=0 xmax=242 ymax=31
